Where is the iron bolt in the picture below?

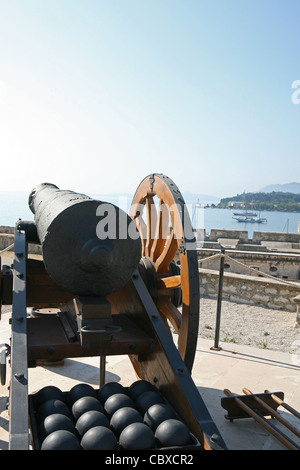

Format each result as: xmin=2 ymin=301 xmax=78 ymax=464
xmin=14 ymin=373 xmax=24 ymax=381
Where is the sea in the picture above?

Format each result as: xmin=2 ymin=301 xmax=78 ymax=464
xmin=0 ymin=190 xmax=299 ymax=240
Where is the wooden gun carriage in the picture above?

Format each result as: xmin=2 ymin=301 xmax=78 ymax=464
xmin=0 ymin=173 xmax=226 ymax=450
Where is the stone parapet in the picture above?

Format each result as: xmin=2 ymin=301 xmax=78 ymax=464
xmin=0 ymin=232 xmax=42 ymax=255
xmin=199 ymin=268 xmax=300 ymax=312
xmin=198 ymin=248 xmax=300 ymax=281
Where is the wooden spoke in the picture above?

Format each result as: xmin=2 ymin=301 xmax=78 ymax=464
xmin=155 ymin=229 xmax=180 ymax=273
xmin=135 ymin=215 xmax=147 ymax=256
xmin=150 ymin=200 xmax=169 ymax=262
xmin=156 ymin=298 xmax=182 ymax=333
xmin=156 ymin=275 xmax=181 ymax=290
xmin=145 ymin=196 xmax=157 ymax=257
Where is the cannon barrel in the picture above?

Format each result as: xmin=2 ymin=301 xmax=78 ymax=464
xmin=28 ymin=183 xmax=142 ymax=297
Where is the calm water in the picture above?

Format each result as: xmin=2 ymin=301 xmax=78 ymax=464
xmin=199 ymin=207 xmax=300 ymax=238
xmin=0 ymin=191 xmax=299 ymax=239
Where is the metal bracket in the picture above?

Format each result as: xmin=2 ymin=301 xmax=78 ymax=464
xmin=149 ymin=173 xmax=155 ymax=192
xmin=74 ymin=297 xmax=121 ymax=349
xmin=178 ymin=237 xmax=186 ymax=254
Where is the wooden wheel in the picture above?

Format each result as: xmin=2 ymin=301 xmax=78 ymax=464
xmin=130 ymin=174 xmax=199 ymax=372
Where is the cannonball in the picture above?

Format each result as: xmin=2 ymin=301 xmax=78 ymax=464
xmin=128 ymin=380 xmax=156 ymax=401
xmin=104 ymin=393 xmax=136 ymax=417
xmin=144 ymin=403 xmax=177 ymax=430
xmin=119 ymin=422 xmax=155 ymax=450
xmin=38 ymin=413 xmax=76 ymax=441
xmin=41 ymin=430 xmax=81 ymax=450
xmin=72 ymin=396 xmax=104 ymax=420
xmin=98 ymin=382 xmax=126 ymax=404
xmin=34 ymin=386 xmax=65 ymax=409
xmin=67 ymin=383 xmax=97 ymax=407
xmin=75 ymin=410 xmax=109 ymax=436
xmin=81 ymin=426 xmax=118 ymax=450
xmin=36 ymin=399 xmax=72 ymax=423
xmin=155 ymin=419 xmax=191 ymax=447
xmin=110 ymin=406 xmax=143 ymax=436
xmin=136 ymin=390 xmax=165 ymax=414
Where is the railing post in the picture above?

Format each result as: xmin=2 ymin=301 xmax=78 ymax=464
xmin=211 ymin=247 xmax=225 ymax=351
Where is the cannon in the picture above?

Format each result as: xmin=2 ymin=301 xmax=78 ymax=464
xmin=0 ymin=173 xmax=226 ymax=450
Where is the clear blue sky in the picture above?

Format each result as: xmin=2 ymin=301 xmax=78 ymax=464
xmin=0 ymin=0 xmax=299 ymax=199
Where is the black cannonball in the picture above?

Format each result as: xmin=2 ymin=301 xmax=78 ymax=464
xmin=36 ymin=399 xmax=72 ymax=423
xmin=98 ymin=382 xmax=126 ymax=404
xmin=38 ymin=413 xmax=76 ymax=441
xmin=34 ymin=386 xmax=65 ymax=409
xmin=41 ymin=430 xmax=81 ymax=450
xmin=75 ymin=410 xmax=109 ymax=436
xmin=81 ymin=426 xmax=118 ymax=450
xmin=104 ymin=393 xmax=136 ymax=417
xmin=110 ymin=406 xmax=143 ymax=436
xmin=119 ymin=422 xmax=155 ymax=450
xmin=67 ymin=383 xmax=97 ymax=407
xmin=72 ymin=396 xmax=104 ymax=420
xmin=155 ymin=419 xmax=191 ymax=447
xmin=128 ymin=380 xmax=156 ymax=401
xmin=144 ymin=403 xmax=177 ymax=430
xmin=136 ymin=390 xmax=165 ymax=414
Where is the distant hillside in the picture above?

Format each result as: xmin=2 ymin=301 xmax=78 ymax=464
xmin=258 ymin=182 xmax=300 ymax=194
xmin=218 ymin=191 xmax=300 ymax=212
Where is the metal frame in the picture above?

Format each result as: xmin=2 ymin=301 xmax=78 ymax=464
xmin=9 ymin=230 xmax=29 ymax=450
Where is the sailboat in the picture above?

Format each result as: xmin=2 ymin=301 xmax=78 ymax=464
xmin=232 ymin=192 xmax=267 ymax=224
xmin=233 ymin=210 xmax=257 ymax=216
xmin=233 ymin=214 xmax=267 ymax=223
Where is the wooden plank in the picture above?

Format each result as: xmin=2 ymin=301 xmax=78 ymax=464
xmin=27 ymin=313 xmax=154 ymax=362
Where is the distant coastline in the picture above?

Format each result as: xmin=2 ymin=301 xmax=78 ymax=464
xmin=206 ymin=204 xmax=300 ymax=213
xmin=215 ymin=191 xmax=300 ymax=213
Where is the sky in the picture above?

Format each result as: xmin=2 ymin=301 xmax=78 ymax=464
xmin=0 ymin=0 xmax=299 ymax=200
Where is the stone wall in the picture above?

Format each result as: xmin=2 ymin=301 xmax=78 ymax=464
xmin=206 ymin=228 xmax=300 ymax=244
xmin=209 ymin=229 xmax=249 ymax=242
xmin=252 ymin=231 xmax=300 ymax=243
xmin=198 ymin=249 xmax=300 ymax=280
xmin=0 ymin=230 xmax=42 ymax=255
xmin=199 ymin=268 xmax=300 ymax=312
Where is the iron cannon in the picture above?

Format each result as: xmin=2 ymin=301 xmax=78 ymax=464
xmin=0 ymin=173 xmax=226 ymax=451
xmin=27 ymin=182 xmax=142 ymax=297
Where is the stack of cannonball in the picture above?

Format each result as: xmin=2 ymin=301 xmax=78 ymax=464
xmin=32 ymin=380 xmax=196 ymax=450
